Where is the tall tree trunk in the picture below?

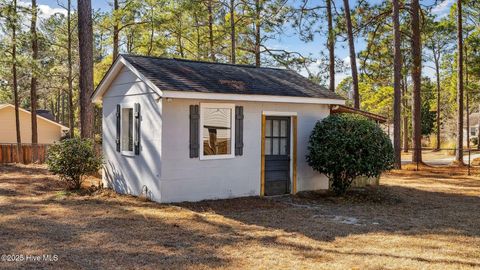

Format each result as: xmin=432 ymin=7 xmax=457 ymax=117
xmin=177 ymin=22 xmax=185 ymax=58
xmin=402 ymin=75 xmax=409 ymax=153
xmin=208 ymin=0 xmax=215 ymax=61
xmin=78 ymin=0 xmax=95 ymax=139
xmin=12 ymin=0 xmax=23 ymax=163
xmin=61 ymin=92 xmax=65 ymax=124
xmin=56 ymin=92 xmax=61 ymax=122
xmin=112 ymin=0 xmax=119 ymax=61
xmin=194 ymin=12 xmax=201 ymax=60
xmin=342 ymin=0 xmax=359 ymax=108
xmin=147 ymin=4 xmax=154 ymax=56
xmin=455 ymin=0 xmax=463 ymax=163
xmin=411 ymin=0 xmax=422 ymax=164
xmin=478 ymin=103 xmax=480 ymax=150
xmin=392 ymin=0 xmax=402 ymax=169
xmin=67 ymin=0 xmax=74 ymax=138
xmin=326 ymin=0 xmax=335 ymax=92
xmin=465 ymin=43 xmax=469 ymax=149
xmin=50 ymin=99 xmax=55 ymax=119
xmin=254 ymin=0 xmax=261 ymax=67
xmin=230 ymin=0 xmax=236 ymax=64
xmin=434 ymin=53 xmax=441 ymax=150
xmin=31 ymin=0 xmax=39 ymax=162
xmin=178 ymin=36 xmax=184 ymax=57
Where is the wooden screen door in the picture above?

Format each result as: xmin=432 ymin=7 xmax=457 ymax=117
xmin=264 ymin=116 xmax=291 ymax=195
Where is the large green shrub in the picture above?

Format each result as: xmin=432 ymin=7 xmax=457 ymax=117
xmin=306 ymin=114 xmax=394 ymax=195
xmin=46 ymin=138 xmax=102 ymax=190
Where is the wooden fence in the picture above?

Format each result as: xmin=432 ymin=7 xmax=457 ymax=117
xmin=0 ymin=144 xmax=50 ymax=164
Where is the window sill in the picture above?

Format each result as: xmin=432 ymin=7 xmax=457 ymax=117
xmin=121 ymin=151 xmax=135 ymax=157
xmin=199 ymin=154 xmax=235 ymax=161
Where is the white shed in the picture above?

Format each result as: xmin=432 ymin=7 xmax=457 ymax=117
xmin=92 ymin=54 xmax=346 ymax=203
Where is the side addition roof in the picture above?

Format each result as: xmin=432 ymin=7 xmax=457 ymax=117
xmin=330 ymin=105 xmax=387 ymax=123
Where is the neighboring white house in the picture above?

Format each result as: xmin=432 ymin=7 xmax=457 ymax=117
xmin=92 ymin=54 xmax=352 ymax=203
xmin=0 ymin=104 xmax=68 ymax=144
xmin=463 ymin=113 xmax=480 ymax=145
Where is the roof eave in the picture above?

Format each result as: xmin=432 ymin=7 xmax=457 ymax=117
xmin=162 ymin=90 xmax=345 ymax=105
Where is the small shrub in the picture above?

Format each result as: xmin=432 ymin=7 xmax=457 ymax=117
xmin=306 ymin=114 xmax=394 ymax=196
xmin=46 ymin=138 xmax=102 ymax=190
xmin=470 ymin=137 xmax=478 ymax=146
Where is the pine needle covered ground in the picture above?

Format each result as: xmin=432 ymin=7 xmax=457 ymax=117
xmin=0 ymin=164 xmax=479 ymax=269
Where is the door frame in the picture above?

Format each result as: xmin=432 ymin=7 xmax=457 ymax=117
xmin=260 ymin=111 xmax=297 ymax=196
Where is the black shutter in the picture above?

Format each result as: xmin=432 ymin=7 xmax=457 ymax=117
xmin=116 ymin=104 xmax=121 ymax=152
xmin=189 ymin=105 xmax=200 ymax=158
xmin=235 ymin=106 xmax=244 ymax=156
xmin=134 ymin=103 xmax=141 ymax=155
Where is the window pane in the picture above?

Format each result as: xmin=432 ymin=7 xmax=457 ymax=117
xmin=273 ymin=120 xmax=279 ymax=136
xmin=272 ymin=138 xmax=279 ymax=155
xmin=280 ymin=138 xmax=287 ymax=155
xmin=265 ymin=120 xmax=272 ymax=137
xmin=203 ymin=107 xmax=231 ymax=156
xmin=280 ymin=120 xmax=287 ymax=137
xmin=265 ymin=138 xmax=272 ymax=155
xmin=122 ymin=108 xmax=134 ymax=151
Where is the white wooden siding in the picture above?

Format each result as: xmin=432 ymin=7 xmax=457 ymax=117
xmin=102 ymin=66 xmax=163 ymax=201
xmin=160 ymin=99 xmax=330 ymax=202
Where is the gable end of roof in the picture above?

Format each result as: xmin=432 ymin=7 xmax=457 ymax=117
xmin=0 ymin=104 xmax=69 ymax=130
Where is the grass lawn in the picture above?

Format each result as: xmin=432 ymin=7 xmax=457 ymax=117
xmin=1 ymin=165 xmax=479 ymax=269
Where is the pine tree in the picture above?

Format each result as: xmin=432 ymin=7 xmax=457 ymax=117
xmin=455 ymin=0 xmax=464 ymax=163
xmin=392 ymin=0 xmax=402 ymax=169
xmin=30 ymin=0 xmax=39 ymax=161
xmin=78 ymin=0 xmax=94 ymax=139
xmin=411 ymin=0 xmax=422 ymax=164
xmin=342 ymin=0 xmax=359 ymax=108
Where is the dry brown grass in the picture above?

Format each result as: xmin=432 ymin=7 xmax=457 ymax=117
xmin=1 ymin=164 xmax=480 ymax=269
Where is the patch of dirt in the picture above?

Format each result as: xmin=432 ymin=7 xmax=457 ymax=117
xmin=1 ymin=164 xmax=480 ymax=269
xmin=471 ymin=157 xmax=480 ymax=166
xmin=294 ymin=186 xmax=403 ymax=205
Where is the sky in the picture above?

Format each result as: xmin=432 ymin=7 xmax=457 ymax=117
xmin=32 ymin=0 xmax=454 ymax=85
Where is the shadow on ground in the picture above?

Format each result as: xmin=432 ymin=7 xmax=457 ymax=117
xmin=0 ymin=164 xmax=479 ymax=269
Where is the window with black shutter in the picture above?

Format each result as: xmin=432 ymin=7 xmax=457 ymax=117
xmin=190 ymin=103 xmax=244 ymax=159
xmin=235 ymin=106 xmax=244 ymax=156
xmin=134 ymin=103 xmax=141 ymax=155
xmin=116 ymin=104 xmax=121 ymax=152
xmin=189 ymin=105 xmax=200 ymax=158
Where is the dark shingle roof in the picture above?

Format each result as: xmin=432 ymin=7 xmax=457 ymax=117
xmin=121 ymin=54 xmax=343 ymax=100
xmin=37 ymin=110 xmax=55 ymax=121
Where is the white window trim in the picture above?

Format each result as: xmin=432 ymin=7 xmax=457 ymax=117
xmin=120 ymin=103 xmax=136 ymax=157
xmin=262 ymin=111 xmax=297 ymax=116
xmin=200 ymin=103 xmax=236 ymax=160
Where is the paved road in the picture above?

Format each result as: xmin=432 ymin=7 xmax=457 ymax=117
xmin=401 ymin=153 xmax=480 ymax=166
